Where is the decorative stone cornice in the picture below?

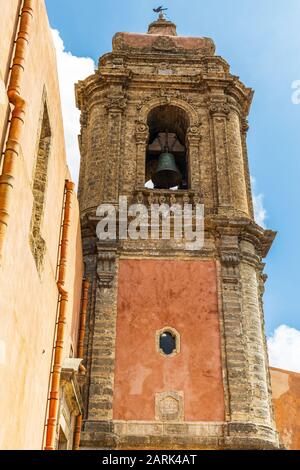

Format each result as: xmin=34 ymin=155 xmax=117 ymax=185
xmin=205 ymin=216 xmax=276 ymax=259
xmin=225 ymin=80 xmax=254 ymax=116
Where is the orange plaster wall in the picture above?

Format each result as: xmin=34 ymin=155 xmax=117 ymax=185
xmin=270 ymin=367 xmax=300 ymax=450
xmin=113 ymin=258 xmax=225 ymax=422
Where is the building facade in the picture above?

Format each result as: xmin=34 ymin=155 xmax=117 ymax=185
xmin=0 ymin=1 xmax=299 ymax=451
xmin=76 ymin=14 xmax=280 ymax=450
xmin=0 ymin=0 xmax=86 ymax=450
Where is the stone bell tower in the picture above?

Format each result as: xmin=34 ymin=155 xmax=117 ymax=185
xmin=76 ymin=13 xmax=279 ymax=449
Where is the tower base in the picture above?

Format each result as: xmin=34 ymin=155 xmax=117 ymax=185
xmin=80 ymin=420 xmax=279 ymax=450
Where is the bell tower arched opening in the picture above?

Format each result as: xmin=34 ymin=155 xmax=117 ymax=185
xmin=145 ymin=105 xmax=190 ymax=190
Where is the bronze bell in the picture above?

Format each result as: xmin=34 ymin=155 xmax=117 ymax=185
xmin=152 ymin=151 xmax=182 ymax=189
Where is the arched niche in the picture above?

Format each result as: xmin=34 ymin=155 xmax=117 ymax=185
xmin=145 ymin=105 xmax=190 ymax=189
xmin=135 ymin=97 xmax=201 ymax=191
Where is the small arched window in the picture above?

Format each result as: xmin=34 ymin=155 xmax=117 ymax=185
xmin=160 ymin=331 xmax=176 ymax=355
xmin=156 ymin=327 xmax=180 ymax=357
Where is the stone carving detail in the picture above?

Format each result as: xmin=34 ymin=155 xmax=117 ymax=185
xmin=106 ymin=95 xmax=127 ymax=114
xmin=152 ymin=36 xmax=181 ymax=53
xmin=136 ymin=88 xmax=195 ymax=111
xmin=155 ymin=391 xmax=184 ymax=422
xmin=135 ymin=120 xmax=149 ymax=143
xmin=170 ymin=194 xmax=177 ymax=206
xmin=241 ymin=119 xmax=250 ymax=133
xmin=188 ymin=125 xmax=202 ymax=136
xmin=183 ymin=193 xmax=190 ymax=204
xmin=136 ymin=95 xmax=153 ymax=111
xmin=136 ymin=191 xmax=144 ymax=204
xmin=97 ymin=251 xmax=116 ymax=288
xmin=187 ymin=125 xmax=202 ymax=144
xmin=220 ymin=251 xmax=240 ymax=279
xmin=209 ymin=101 xmax=230 ymax=117
xmin=220 ymin=252 xmax=240 ymax=267
xmin=193 ymin=192 xmax=203 ymax=204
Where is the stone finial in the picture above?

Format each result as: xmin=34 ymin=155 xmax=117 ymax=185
xmin=148 ymin=17 xmax=177 ymax=36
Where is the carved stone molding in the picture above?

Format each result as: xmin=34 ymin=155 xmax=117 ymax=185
xmin=97 ymin=249 xmax=117 ymax=288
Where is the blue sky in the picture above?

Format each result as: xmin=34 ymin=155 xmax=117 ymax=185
xmin=46 ymin=0 xmax=300 ymax=339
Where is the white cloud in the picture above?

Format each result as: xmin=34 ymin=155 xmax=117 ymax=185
xmin=51 ymin=29 xmax=95 ymax=186
xmin=251 ymin=176 xmax=267 ymax=228
xmin=268 ymin=325 xmax=300 ymax=373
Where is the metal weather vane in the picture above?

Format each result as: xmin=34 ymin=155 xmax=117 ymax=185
xmin=153 ymin=6 xmax=168 ymax=19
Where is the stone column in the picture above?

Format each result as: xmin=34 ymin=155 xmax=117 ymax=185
xmin=227 ymin=110 xmax=249 ymax=216
xmin=219 ymin=233 xmax=278 ymax=447
xmin=84 ymin=245 xmax=119 ymax=432
xmin=135 ymin=121 xmax=149 ymax=190
xmin=209 ymin=101 xmax=232 ymax=214
xmin=239 ymin=240 xmax=273 ymax=426
xmin=186 ymin=126 xmax=201 ymax=190
xmin=219 ymin=235 xmax=250 ymax=423
xmin=241 ymin=118 xmax=255 ymax=219
xmin=104 ymin=95 xmax=127 ymax=204
xmin=257 ymin=264 xmax=277 ymax=431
